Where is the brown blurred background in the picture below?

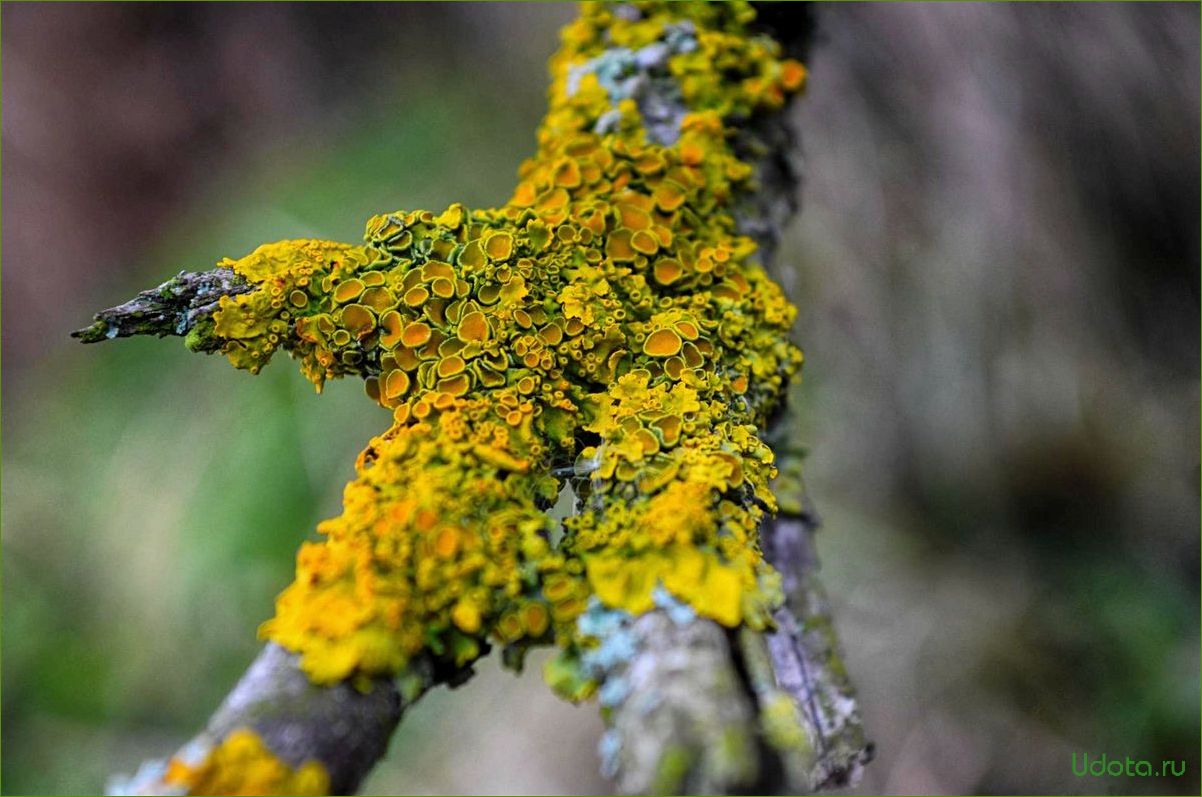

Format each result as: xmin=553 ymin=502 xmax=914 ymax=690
xmin=2 ymin=3 xmax=1198 ymax=795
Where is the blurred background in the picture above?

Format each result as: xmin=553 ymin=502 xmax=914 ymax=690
xmin=2 ymin=3 xmax=1197 ymax=795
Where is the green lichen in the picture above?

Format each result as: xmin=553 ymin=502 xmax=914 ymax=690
xmin=129 ymin=1 xmax=808 ymax=688
xmin=761 ymin=693 xmax=814 ymax=758
xmin=653 ymin=744 xmax=695 ymax=794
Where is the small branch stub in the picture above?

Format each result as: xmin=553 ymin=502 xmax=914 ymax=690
xmin=73 ymin=268 xmax=249 ymax=350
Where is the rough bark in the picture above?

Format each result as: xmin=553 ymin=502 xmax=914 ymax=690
xmin=72 ymin=268 xmax=248 ymax=350
xmin=761 ymin=421 xmax=873 ymax=790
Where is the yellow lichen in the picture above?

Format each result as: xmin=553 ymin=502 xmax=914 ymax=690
xmin=194 ymin=0 xmax=806 ymax=688
xmin=163 ymin=729 xmax=329 ymax=796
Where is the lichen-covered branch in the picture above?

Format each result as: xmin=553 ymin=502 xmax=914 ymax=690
xmin=109 ymin=644 xmax=478 ymax=795
xmin=80 ymin=2 xmax=868 ymax=794
xmin=560 ymin=5 xmax=867 ymax=795
xmin=595 ymin=612 xmax=762 ymax=794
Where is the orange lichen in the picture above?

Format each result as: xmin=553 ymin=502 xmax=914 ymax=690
xmin=643 ymin=329 xmax=683 ymax=357
xmin=191 ymin=0 xmax=807 ymax=688
xmin=163 ymin=729 xmax=329 ymax=796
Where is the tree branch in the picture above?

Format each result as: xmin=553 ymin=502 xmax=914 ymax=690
xmin=579 ymin=5 xmax=869 ymax=794
xmin=109 ymin=645 xmax=478 ymax=795
xmin=93 ymin=4 xmax=869 ymax=794
xmin=72 ymin=268 xmax=248 ymax=350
